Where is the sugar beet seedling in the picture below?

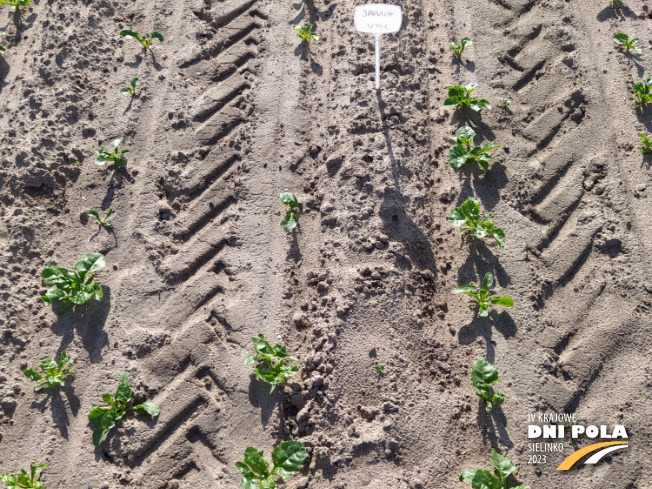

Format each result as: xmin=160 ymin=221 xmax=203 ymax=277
xmin=639 ymin=133 xmax=652 ymax=153
xmin=291 ymin=24 xmax=319 ymax=43
xmin=471 ymin=359 xmax=505 ymax=413
xmin=86 ymin=208 xmax=113 ymax=229
xmin=95 ymin=138 xmax=130 ymax=169
xmin=1 ymin=462 xmax=48 ymax=489
xmin=236 ymin=441 xmax=306 ymax=489
xmin=452 ymin=272 xmax=513 ymax=317
xmin=633 ymin=78 xmax=652 ymax=107
xmin=0 ymin=0 xmax=30 ymax=11
xmin=120 ymin=30 xmax=164 ymax=50
xmin=447 ymin=126 xmax=501 ymax=173
xmin=448 ymin=197 xmax=505 ymax=248
xmin=280 ymin=192 xmax=299 ymax=231
xmin=120 ymin=77 xmax=139 ymax=96
xmin=88 ymin=372 xmax=160 ymax=446
xmin=450 ymin=37 xmax=471 ymax=60
xmin=246 ymin=334 xmax=299 ymax=393
xmin=41 ymin=253 xmax=106 ymax=313
xmin=443 ymin=83 xmax=491 ymax=113
xmin=613 ymin=33 xmax=641 ymax=55
xmin=24 ymin=351 xmax=75 ymax=392
xmin=460 ymin=449 xmax=524 ymax=489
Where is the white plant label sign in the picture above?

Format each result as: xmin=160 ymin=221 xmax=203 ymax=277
xmin=354 ymin=4 xmax=403 ymax=89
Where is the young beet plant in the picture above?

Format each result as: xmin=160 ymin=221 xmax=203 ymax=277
xmin=291 ymin=24 xmax=319 ymax=42
xmin=460 ymin=449 xmax=524 ymax=489
xmin=88 ymin=372 xmax=160 ymax=446
xmin=236 ymin=441 xmax=306 ymax=489
xmin=41 ymin=253 xmax=106 ymax=313
xmin=444 ymin=83 xmax=491 ymax=112
xmin=120 ymin=77 xmax=139 ymax=96
xmin=448 ymin=197 xmax=505 ymax=248
xmin=280 ymin=192 xmax=299 ymax=231
xmin=450 ymin=37 xmax=471 ymax=60
xmin=246 ymin=334 xmax=299 ymax=393
xmin=471 ymin=359 xmax=505 ymax=413
xmin=0 ymin=0 xmax=30 ymax=11
xmin=633 ymin=78 xmax=652 ymax=107
xmin=452 ymin=272 xmax=513 ymax=317
xmin=86 ymin=208 xmax=113 ymax=229
xmin=1 ymin=463 xmax=48 ymax=489
xmin=613 ymin=33 xmax=641 ymax=54
xmin=374 ymin=364 xmax=385 ymax=377
xmin=24 ymin=351 xmax=75 ymax=392
xmin=447 ymin=126 xmax=500 ymax=173
xmin=95 ymin=138 xmax=130 ymax=169
xmin=120 ymin=30 xmax=164 ymax=50
xmin=639 ymin=133 xmax=652 ymax=153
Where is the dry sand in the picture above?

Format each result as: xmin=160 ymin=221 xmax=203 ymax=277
xmin=1 ymin=0 xmax=651 ymax=487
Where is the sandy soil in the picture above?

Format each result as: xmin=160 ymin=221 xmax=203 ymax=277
xmin=1 ymin=0 xmax=652 ymax=487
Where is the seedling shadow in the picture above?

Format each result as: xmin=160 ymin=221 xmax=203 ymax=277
xmin=458 ymin=311 xmax=517 ymax=359
xmin=148 ymin=50 xmax=164 ymax=71
xmin=286 ymin=229 xmax=302 ymax=263
xmin=294 ymin=42 xmax=322 ymax=77
xmin=49 ymin=286 xmax=111 ymax=363
xmin=102 ymin=169 xmax=135 ymax=207
xmin=596 ymin=4 xmax=638 ymax=21
xmin=29 ymin=384 xmax=80 ymax=439
xmin=454 ymin=59 xmax=475 ymax=74
xmin=124 ymin=54 xmax=143 ymax=69
xmin=0 ymin=56 xmax=9 ymax=92
xmin=457 ymin=239 xmax=511 ymax=288
xmin=477 ymin=402 xmax=513 ymax=449
xmin=636 ymin=105 xmax=652 ymax=133
xmin=247 ymin=373 xmax=281 ymax=428
xmin=122 ymin=93 xmax=141 ymax=115
xmin=642 ymin=152 xmax=652 ymax=169
xmin=375 ymin=92 xmax=436 ymax=273
xmin=452 ymin=160 xmax=508 ymax=212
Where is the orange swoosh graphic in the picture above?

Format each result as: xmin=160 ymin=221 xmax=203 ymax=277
xmin=556 ymin=441 xmax=628 ymax=470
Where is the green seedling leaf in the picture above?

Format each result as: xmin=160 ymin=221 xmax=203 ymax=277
xmin=120 ymin=29 xmax=164 ymax=50
xmin=0 ymin=31 xmax=5 ymax=54
xmin=280 ymin=192 xmax=299 ymax=231
xmin=271 ymin=441 xmax=307 ymax=480
xmin=446 ymin=126 xmax=500 ymax=173
xmin=120 ymin=77 xmax=139 ymax=96
xmin=86 ymin=208 xmax=113 ymax=229
xmin=1 ymin=462 xmax=47 ymax=489
xmin=236 ymin=441 xmax=306 ymax=488
xmin=448 ymin=197 xmax=506 ymax=248
xmin=633 ymin=78 xmax=652 ymax=107
xmin=374 ymin=364 xmax=385 ymax=377
xmin=291 ymin=24 xmax=318 ymax=42
xmin=613 ymin=33 xmax=641 ymax=55
xmin=24 ymin=351 xmax=75 ymax=392
xmin=443 ymin=83 xmax=491 ymax=113
xmin=498 ymin=98 xmax=510 ymax=110
xmin=95 ymin=138 xmax=130 ymax=169
xmin=471 ymin=359 xmax=505 ymax=413
xmin=0 ymin=0 xmax=30 ymax=12
xmin=452 ymin=272 xmax=513 ymax=317
xmin=639 ymin=133 xmax=652 ymax=153
xmin=460 ymin=450 xmax=523 ymax=489
xmin=41 ymin=254 xmax=106 ymax=313
xmin=450 ymin=37 xmax=471 ymax=60
xmin=88 ymin=372 xmax=159 ymax=446
xmin=246 ymin=334 xmax=299 ymax=393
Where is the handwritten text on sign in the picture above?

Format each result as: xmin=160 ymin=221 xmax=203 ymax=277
xmin=354 ymin=4 xmax=403 ymax=35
